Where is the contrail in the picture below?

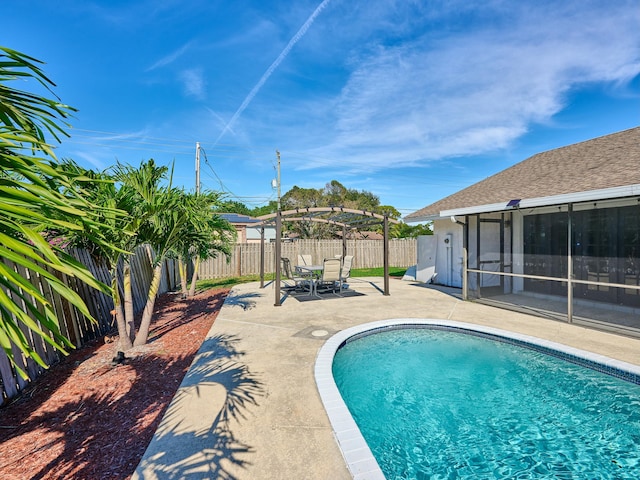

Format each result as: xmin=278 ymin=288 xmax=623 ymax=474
xmin=214 ymin=0 xmax=332 ymax=144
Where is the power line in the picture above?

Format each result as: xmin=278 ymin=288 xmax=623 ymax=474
xmin=200 ymin=147 xmax=274 ymax=205
xmin=63 ymin=129 xmax=482 ymax=200
xmin=66 ymin=129 xmax=480 ymax=185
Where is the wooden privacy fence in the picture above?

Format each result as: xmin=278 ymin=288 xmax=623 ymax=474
xmin=0 ymin=245 xmax=178 ymax=405
xmin=199 ymin=238 xmax=417 ymax=279
xmin=1 ymin=239 xmax=417 ymax=403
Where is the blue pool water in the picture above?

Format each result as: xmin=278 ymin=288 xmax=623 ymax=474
xmin=332 ymin=327 xmax=640 ymax=479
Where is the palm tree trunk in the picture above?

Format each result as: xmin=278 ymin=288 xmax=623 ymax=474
xmin=112 ymin=275 xmax=133 ymax=351
xmin=133 ymin=263 xmax=163 ymax=346
xmin=123 ymin=259 xmax=135 ymax=343
xmin=115 ymin=303 xmax=132 ymax=351
xmin=178 ymin=256 xmax=188 ymax=298
xmin=188 ymin=255 xmax=200 ymax=297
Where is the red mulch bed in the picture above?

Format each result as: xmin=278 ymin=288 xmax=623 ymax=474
xmin=0 ymin=288 xmax=229 ymax=480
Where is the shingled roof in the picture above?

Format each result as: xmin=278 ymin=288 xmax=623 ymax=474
xmin=405 ymin=126 xmax=640 ymax=221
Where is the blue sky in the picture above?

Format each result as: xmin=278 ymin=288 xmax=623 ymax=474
xmin=4 ymin=0 xmax=639 ymax=218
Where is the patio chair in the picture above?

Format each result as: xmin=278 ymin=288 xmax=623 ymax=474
xmin=316 ymin=257 xmax=342 ymax=295
xmin=281 ymin=257 xmax=313 ymax=294
xmin=297 ymin=254 xmax=312 ymax=266
xmin=340 ymin=255 xmax=353 ymax=289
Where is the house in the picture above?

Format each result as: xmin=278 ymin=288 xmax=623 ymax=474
xmin=405 ymin=127 xmax=640 ymax=334
xmin=219 ymin=213 xmax=276 ymax=243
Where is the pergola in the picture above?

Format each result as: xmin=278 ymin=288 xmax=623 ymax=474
xmin=255 ymin=207 xmax=400 ymax=306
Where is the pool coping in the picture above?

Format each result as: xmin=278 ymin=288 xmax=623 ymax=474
xmin=314 ymin=318 xmax=640 ymax=480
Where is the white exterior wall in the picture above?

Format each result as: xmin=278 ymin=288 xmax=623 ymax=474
xmin=247 ymin=226 xmax=276 ymax=242
xmin=416 ymin=235 xmax=437 ymax=283
xmin=430 ymin=213 xmax=513 ymax=289
xmin=431 ymin=219 xmax=465 ymax=287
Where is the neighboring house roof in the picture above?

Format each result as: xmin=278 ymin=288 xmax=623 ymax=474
xmin=406 ymin=126 xmax=640 ymax=222
xmin=219 ymin=213 xmax=262 ymax=225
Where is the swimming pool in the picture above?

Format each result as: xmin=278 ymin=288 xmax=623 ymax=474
xmin=315 ymin=320 xmax=640 ymax=480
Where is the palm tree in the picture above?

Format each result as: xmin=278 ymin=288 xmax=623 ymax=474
xmin=112 ymin=160 xmax=188 ymax=347
xmin=1 ymin=47 xmax=111 ymax=376
xmin=173 ymin=190 xmax=236 ymax=298
xmin=55 ymin=160 xmax=136 ymax=350
xmin=59 ymin=160 xmax=235 ymax=350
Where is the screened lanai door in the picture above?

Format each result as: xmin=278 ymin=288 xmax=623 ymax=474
xmin=468 ymin=213 xmax=512 ymax=297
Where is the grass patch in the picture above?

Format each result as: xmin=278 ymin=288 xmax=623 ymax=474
xmin=351 ymin=267 xmax=407 ymax=277
xmin=195 ymin=267 xmax=407 ymax=292
xmin=196 ymin=273 xmax=275 ymax=292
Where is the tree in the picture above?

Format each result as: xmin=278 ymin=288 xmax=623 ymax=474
xmin=0 ymin=47 xmax=112 ymax=376
xmin=58 ymin=159 xmax=174 ymax=350
xmin=111 ymin=160 xmax=185 ymax=347
xmin=59 ymin=160 xmax=235 ymax=350
xmin=280 ymin=180 xmax=393 ymax=239
xmin=390 ymin=222 xmax=433 ymax=238
xmin=56 ymin=160 xmax=137 ymax=350
xmin=174 ymin=190 xmax=236 ymax=298
xmin=109 ymin=160 xmax=234 ymax=347
xmin=377 ymin=205 xmax=402 ymax=221
xmin=250 ymin=200 xmax=278 ymax=217
xmin=215 ymin=199 xmax=251 ymax=216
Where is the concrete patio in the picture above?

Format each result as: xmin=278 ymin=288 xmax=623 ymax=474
xmin=133 ymin=277 xmax=640 ymax=479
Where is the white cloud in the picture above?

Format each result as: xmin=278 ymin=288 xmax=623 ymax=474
xmin=147 ymin=42 xmax=193 ymax=71
xmin=180 ymin=68 xmax=205 ymax=99
xmin=309 ymin=0 xmax=640 ymax=170
xmin=71 ymin=150 xmax=107 ymax=170
xmin=214 ymin=0 xmax=333 ymax=144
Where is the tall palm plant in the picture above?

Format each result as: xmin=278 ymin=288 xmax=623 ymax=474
xmin=173 ymin=190 xmax=236 ymax=298
xmin=55 ymin=160 xmax=136 ymax=350
xmin=114 ymin=160 xmax=187 ymax=347
xmin=60 ymin=160 xmax=235 ymax=350
xmin=1 ymin=47 xmax=112 ymax=376
xmin=138 ymin=192 xmax=186 ymax=344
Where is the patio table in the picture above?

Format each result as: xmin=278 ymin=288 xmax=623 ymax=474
xmin=296 ymin=265 xmax=323 ymax=296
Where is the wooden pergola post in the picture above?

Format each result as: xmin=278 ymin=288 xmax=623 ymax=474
xmin=383 ymin=215 xmax=390 ymax=296
xmin=259 ymin=226 xmax=265 ymax=288
xmin=342 ymin=225 xmax=347 ymax=258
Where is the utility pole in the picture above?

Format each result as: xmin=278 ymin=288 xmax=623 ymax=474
xmin=276 ymin=149 xmax=281 ymax=210
xmin=274 ymin=149 xmax=282 ymax=306
xmin=195 ymin=141 xmax=201 ymax=195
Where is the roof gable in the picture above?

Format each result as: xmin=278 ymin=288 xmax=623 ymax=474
xmin=406 ymin=127 xmax=640 ymax=221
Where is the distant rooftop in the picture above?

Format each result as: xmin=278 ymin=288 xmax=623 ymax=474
xmin=219 ymin=213 xmax=261 ymax=224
